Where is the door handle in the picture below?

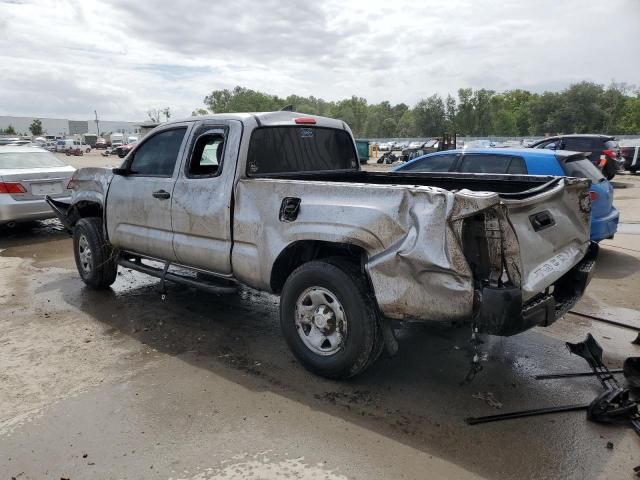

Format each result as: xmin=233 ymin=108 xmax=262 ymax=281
xmin=152 ymin=190 xmax=171 ymax=200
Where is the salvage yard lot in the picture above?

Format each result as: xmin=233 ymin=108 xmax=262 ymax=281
xmin=1 ymin=156 xmax=639 ymax=479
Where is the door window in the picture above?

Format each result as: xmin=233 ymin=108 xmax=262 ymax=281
xmin=534 ymin=140 xmax=558 ymax=150
xmin=561 ymin=137 xmax=595 ymax=152
xmin=400 ymin=154 xmax=457 ymax=172
xmin=459 ymin=154 xmax=526 ymax=174
xmin=129 ymin=127 xmax=187 ymax=176
xmin=187 ymin=133 xmax=224 ymax=177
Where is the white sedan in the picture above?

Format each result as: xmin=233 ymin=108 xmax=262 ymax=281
xmin=0 ymin=146 xmax=75 ymax=227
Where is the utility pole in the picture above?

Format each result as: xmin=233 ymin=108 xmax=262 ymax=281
xmin=94 ymin=110 xmax=100 ymax=136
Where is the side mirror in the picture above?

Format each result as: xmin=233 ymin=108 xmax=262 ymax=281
xmin=112 ymin=167 xmax=131 ymax=176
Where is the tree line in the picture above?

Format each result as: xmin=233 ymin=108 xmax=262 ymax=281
xmin=193 ymin=82 xmax=640 ymax=138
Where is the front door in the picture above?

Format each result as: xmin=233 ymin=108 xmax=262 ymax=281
xmin=105 ymin=125 xmax=189 ymax=261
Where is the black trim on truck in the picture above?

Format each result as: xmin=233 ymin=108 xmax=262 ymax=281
xmin=475 ymin=242 xmax=599 ymax=336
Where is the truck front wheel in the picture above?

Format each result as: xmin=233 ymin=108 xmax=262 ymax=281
xmin=73 ymin=217 xmax=118 ymax=289
xmin=280 ymin=259 xmax=382 ymax=379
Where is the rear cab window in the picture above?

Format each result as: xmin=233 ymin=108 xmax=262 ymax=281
xmin=246 ymin=127 xmax=358 ymax=175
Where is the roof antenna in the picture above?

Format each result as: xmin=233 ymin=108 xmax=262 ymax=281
xmin=280 ymin=104 xmax=294 ymax=112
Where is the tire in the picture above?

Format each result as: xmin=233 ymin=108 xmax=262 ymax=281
xmin=280 ymin=258 xmax=381 ymax=379
xmin=73 ymin=217 xmax=118 ymax=289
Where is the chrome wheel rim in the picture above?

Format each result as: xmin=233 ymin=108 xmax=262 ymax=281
xmin=295 ymin=287 xmax=347 ymax=356
xmin=78 ymin=234 xmax=93 ymax=274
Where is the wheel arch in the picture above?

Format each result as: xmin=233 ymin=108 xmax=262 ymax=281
xmin=67 ymin=200 xmax=104 ymax=228
xmin=270 ymin=240 xmax=369 ymax=294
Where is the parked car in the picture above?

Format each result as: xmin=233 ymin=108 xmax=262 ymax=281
xmin=464 ymin=139 xmax=495 ymax=148
xmin=529 ymin=134 xmax=622 ymax=180
xmin=48 ymin=111 xmax=596 ymax=379
xmin=56 ymin=139 xmax=91 ymax=155
xmin=0 ymin=145 xmax=75 ymax=227
xmin=95 ymin=138 xmax=107 ymax=149
xmin=116 ymin=140 xmax=138 ymax=158
xmin=619 ymin=139 xmax=640 ymax=173
xmin=394 ymin=148 xmax=619 ymax=242
xmin=400 ymin=139 xmax=440 ymax=161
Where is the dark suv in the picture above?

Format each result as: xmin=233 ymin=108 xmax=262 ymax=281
xmin=529 ymin=134 xmax=622 ymax=180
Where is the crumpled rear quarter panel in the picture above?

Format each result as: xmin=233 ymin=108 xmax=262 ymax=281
xmin=232 ymin=178 xmax=504 ymax=322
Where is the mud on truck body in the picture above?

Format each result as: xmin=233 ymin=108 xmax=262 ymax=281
xmin=48 ymin=111 xmax=598 ymax=379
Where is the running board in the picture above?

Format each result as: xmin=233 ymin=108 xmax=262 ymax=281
xmin=119 ymin=258 xmax=238 ymax=295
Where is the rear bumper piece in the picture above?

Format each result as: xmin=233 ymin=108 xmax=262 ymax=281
xmin=44 ymin=195 xmax=73 ymax=230
xmin=476 ymin=242 xmax=599 ymax=336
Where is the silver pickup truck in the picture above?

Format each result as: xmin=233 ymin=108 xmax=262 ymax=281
xmin=48 ymin=111 xmax=597 ymax=379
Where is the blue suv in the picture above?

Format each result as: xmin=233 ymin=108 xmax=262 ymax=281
xmin=394 ymin=148 xmax=619 ymax=242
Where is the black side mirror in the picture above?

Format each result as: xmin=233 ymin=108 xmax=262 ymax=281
xmin=112 ymin=167 xmax=131 ymax=176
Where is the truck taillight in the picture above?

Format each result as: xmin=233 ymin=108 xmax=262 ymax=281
xmin=590 ymin=191 xmax=599 ymax=201
xmin=0 ymin=182 xmax=26 ymax=194
xmin=294 ymin=117 xmax=316 ymax=124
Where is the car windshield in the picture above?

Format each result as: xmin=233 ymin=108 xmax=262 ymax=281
xmin=0 ymin=151 xmax=67 ymax=168
xmin=563 ymin=158 xmax=605 ymax=183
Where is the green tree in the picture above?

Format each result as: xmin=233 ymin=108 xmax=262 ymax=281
xmin=618 ymin=94 xmax=640 ymax=134
xmin=0 ymin=124 xmax=16 ymax=135
xmin=456 ymin=88 xmax=475 ymax=135
xmin=29 ymin=119 xmax=43 ymax=136
xmin=191 ymin=108 xmax=210 ymax=116
xmin=396 ymin=110 xmax=416 ymax=137
xmin=414 ymin=94 xmax=446 ymax=136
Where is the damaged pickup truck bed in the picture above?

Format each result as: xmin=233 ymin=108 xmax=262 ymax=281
xmin=48 ymin=111 xmax=597 ymax=379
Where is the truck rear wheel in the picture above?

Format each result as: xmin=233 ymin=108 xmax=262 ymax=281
xmin=73 ymin=217 xmax=118 ymax=289
xmin=280 ymin=259 xmax=381 ymax=379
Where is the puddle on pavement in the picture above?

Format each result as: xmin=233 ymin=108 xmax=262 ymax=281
xmin=0 ymin=219 xmax=73 ymax=268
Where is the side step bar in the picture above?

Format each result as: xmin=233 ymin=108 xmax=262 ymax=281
xmin=119 ymin=258 xmax=238 ymax=295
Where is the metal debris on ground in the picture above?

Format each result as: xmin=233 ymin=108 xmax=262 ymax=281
xmin=472 ymin=392 xmax=503 ymax=409
xmin=466 ymin=334 xmax=640 ymax=441
xmin=460 ymin=324 xmax=484 ymax=385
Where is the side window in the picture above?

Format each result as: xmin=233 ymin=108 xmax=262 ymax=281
xmin=507 ymin=156 xmax=526 ymax=174
xmin=401 ymin=154 xmax=457 ymax=172
xmin=188 ymin=133 xmax=224 ymax=177
xmin=459 ymin=154 xmax=525 ymax=174
xmin=561 ymin=138 xmax=592 ymax=151
xmin=535 ymin=140 xmax=558 ymax=150
xmin=129 ymin=127 xmax=187 ymax=176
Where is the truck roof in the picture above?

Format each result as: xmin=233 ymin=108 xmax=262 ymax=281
xmin=170 ymin=111 xmax=349 ymax=130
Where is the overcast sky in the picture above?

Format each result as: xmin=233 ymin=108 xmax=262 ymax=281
xmin=1 ymin=0 xmax=638 ymax=121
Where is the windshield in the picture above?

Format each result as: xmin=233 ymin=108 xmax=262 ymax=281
xmin=563 ymin=158 xmax=605 ymax=183
xmin=0 ymin=151 xmax=67 ymax=169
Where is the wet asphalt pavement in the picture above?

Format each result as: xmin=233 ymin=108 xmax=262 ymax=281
xmin=1 ymin=157 xmax=640 ymax=479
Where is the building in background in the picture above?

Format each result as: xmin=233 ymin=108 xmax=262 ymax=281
xmin=0 ymin=115 xmax=142 ymax=137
